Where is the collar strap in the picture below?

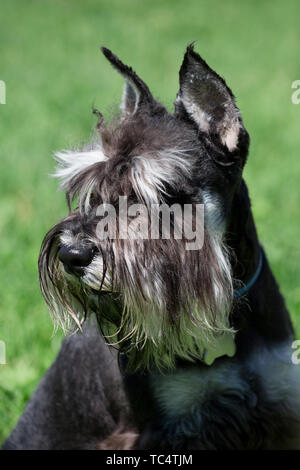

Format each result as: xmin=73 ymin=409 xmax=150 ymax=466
xmin=234 ymin=247 xmax=263 ymax=298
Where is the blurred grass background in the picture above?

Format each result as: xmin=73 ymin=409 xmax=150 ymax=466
xmin=0 ymin=0 xmax=300 ymax=443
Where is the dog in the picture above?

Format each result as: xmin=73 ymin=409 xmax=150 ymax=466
xmin=3 ymin=45 xmax=300 ymax=450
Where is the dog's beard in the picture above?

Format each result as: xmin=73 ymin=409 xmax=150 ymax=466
xmin=39 ymin=225 xmax=234 ymax=371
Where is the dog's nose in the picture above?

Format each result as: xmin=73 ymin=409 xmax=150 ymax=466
xmin=58 ymin=245 xmax=95 ymax=275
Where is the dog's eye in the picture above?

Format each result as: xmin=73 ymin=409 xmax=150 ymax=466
xmin=89 ymin=193 xmax=99 ymax=205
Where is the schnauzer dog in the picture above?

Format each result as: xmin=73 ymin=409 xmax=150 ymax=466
xmin=4 ymin=45 xmax=300 ymax=450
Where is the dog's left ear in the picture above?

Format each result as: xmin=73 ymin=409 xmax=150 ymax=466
xmin=101 ymin=47 xmax=155 ymax=117
xmin=175 ymin=44 xmax=245 ymax=152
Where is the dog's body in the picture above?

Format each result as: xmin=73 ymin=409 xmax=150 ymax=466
xmin=4 ymin=46 xmax=300 ymax=450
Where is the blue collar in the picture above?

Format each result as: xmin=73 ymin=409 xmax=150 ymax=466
xmin=234 ymin=247 xmax=263 ymax=298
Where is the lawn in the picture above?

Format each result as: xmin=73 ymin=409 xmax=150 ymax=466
xmin=0 ymin=0 xmax=300 ymax=444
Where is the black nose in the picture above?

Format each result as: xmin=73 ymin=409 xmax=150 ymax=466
xmin=58 ymin=244 xmax=95 ymax=276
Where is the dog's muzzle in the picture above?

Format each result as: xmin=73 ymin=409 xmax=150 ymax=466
xmin=58 ymin=244 xmax=95 ymax=276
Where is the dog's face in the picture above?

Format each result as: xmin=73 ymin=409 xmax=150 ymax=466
xmin=39 ymin=46 xmax=249 ymax=370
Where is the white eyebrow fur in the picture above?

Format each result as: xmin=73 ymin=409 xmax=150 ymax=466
xmin=54 ymin=146 xmax=108 ymax=187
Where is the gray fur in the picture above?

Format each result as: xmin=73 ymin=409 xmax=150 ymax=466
xmin=3 ymin=321 xmax=131 ymax=450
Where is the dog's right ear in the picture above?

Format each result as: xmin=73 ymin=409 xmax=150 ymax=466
xmin=175 ymin=44 xmax=246 ymax=153
xmin=101 ymin=47 xmax=155 ymax=118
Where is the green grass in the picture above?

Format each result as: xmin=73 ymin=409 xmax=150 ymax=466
xmin=0 ymin=0 xmax=300 ymax=443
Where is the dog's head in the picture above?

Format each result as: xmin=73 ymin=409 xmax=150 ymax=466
xmin=39 ymin=45 xmax=250 ymax=370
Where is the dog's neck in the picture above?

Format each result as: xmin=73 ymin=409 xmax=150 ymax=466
xmin=227 ymin=179 xmax=293 ymax=350
xmin=227 ymin=179 xmax=261 ymax=284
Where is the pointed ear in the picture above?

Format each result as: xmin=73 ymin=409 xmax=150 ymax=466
xmin=175 ymin=44 xmax=244 ymax=152
xmin=101 ymin=47 xmax=155 ymax=117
